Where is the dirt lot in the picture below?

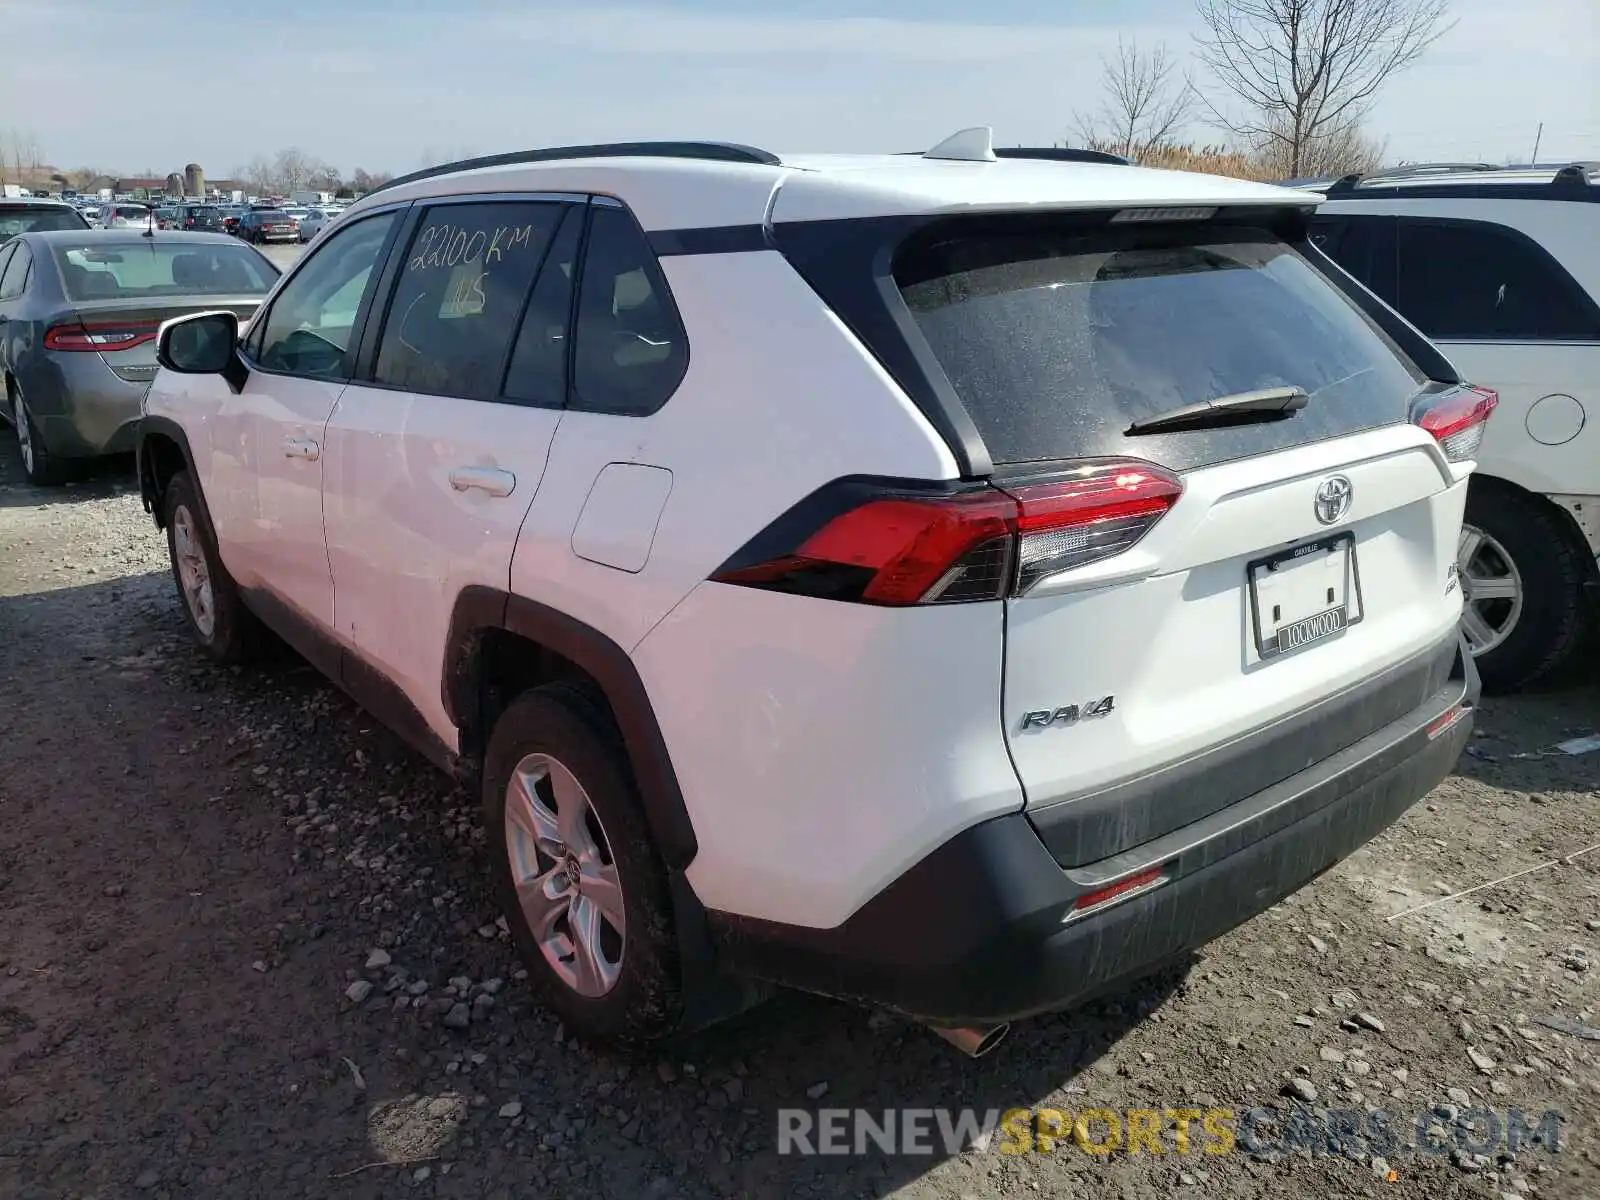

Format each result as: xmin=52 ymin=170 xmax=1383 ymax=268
xmin=0 ymin=435 xmax=1597 ymax=1200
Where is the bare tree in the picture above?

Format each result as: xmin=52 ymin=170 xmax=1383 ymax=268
xmin=272 ymin=147 xmax=317 ymax=192
xmin=1074 ymin=38 xmax=1196 ymax=162
xmin=1249 ymin=114 xmax=1387 ymax=177
xmin=307 ymin=162 xmax=342 ymax=192
xmin=350 ymin=167 xmax=394 ymax=193
xmin=234 ymin=156 xmax=275 ymax=196
xmin=1195 ymin=0 xmax=1453 ymax=177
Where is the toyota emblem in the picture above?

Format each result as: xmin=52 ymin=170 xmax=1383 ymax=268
xmin=1313 ymin=475 xmax=1354 ymax=526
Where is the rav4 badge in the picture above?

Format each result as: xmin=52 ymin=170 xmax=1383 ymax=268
xmin=1020 ymin=696 xmax=1115 ymax=731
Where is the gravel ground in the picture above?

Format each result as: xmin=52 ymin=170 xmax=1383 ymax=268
xmin=0 ymin=429 xmax=1597 ymax=1200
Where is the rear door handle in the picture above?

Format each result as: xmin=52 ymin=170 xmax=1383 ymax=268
xmin=449 ymin=466 xmax=516 ymax=497
xmin=283 ymin=436 xmax=319 ymax=461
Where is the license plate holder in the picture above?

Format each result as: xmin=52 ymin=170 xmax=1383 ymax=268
xmin=1248 ymin=532 xmax=1363 ymax=660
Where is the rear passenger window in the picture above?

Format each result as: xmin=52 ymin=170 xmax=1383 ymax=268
xmin=1395 ymin=219 xmax=1600 ymax=342
xmin=569 ymin=205 xmax=688 ymax=416
xmin=0 ymin=244 xmax=29 ymax=299
xmin=373 ymin=202 xmax=563 ymax=401
xmin=502 ymin=208 xmax=580 ymax=408
xmin=1311 ymin=215 xmax=1396 ymax=304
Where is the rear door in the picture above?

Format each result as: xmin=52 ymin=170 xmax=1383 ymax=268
xmin=321 ymin=197 xmax=577 ymax=752
xmin=895 ymin=216 xmax=1467 ymax=866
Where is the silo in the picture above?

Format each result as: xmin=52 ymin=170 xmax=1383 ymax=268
xmin=184 ymin=163 xmax=205 ymax=198
xmin=165 ymin=172 xmax=185 ymax=197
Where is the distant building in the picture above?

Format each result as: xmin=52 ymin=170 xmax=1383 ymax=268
xmin=114 ymin=177 xmax=168 ymax=200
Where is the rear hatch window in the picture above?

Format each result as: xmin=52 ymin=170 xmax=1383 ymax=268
xmin=0 ymin=204 xmax=90 ymax=238
xmin=52 ymin=242 xmax=278 ymax=300
xmin=894 ymin=219 xmax=1425 ymax=471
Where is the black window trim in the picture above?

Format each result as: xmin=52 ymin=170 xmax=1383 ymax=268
xmin=237 ymin=200 xmax=414 ymax=384
xmin=1392 ymin=213 xmax=1600 ymax=345
xmin=349 ymin=192 xmax=584 ymax=405
xmin=0 ymin=242 xmax=17 ymax=292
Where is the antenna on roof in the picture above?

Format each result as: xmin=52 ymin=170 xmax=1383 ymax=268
xmin=923 ymin=126 xmax=997 ymax=163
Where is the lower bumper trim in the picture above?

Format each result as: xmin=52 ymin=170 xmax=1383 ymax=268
xmin=707 ymin=636 xmax=1478 ymax=1025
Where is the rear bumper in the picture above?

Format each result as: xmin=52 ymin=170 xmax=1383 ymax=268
xmin=32 ymin=364 xmax=146 ymax=457
xmin=708 ymin=633 xmax=1478 ymax=1025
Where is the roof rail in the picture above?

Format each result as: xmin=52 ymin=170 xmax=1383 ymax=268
xmin=994 ymin=147 xmax=1132 ymax=166
xmin=1551 ymin=163 xmax=1598 ymax=197
xmin=1323 ymin=159 xmax=1597 ymax=201
xmin=368 ymin=141 xmax=782 ymax=196
xmin=1374 ymin=161 xmax=1502 ymax=178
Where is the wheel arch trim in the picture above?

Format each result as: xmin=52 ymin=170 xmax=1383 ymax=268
xmin=443 ymin=586 xmax=699 ymax=869
xmin=1470 ymin=472 xmax=1600 ymax=582
xmin=136 ymin=414 xmax=207 ymax=530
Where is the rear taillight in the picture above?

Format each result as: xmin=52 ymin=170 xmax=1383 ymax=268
xmin=1006 ymin=464 xmax=1183 ymax=594
xmin=711 ymin=460 xmax=1183 ymax=606
xmin=1413 ymin=385 xmax=1498 ymax=463
xmin=44 ymin=321 xmax=159 ymax=352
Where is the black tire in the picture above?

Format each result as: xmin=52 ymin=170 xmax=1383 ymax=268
xmin=1463 ymin=481 xmax=1593 ymax=693
xmin=162 ymin=471 xmax=263 ymax=664
xmin=8 ymin=382 xmax=75 ymax=486
xmin=483 ymin=683 xmax=682 ymax=1046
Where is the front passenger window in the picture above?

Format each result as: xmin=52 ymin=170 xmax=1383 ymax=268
xmin=255 ymin=211 xmax=398 ymax=378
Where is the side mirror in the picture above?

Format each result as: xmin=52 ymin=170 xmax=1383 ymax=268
xmin=157 ymin=310 xmax=238 ymax=374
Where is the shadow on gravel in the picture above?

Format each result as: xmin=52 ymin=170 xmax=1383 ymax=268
xmin=664 ymin=965 xmax=1195 ymax=1197
xmin=0 ymin=434 xmax=140 ymax=509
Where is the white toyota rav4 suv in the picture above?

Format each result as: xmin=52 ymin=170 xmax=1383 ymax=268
xmin=1308 ymin=163 xmax=1600 ymax=692
xmin=138 ymin=130 xmax=1481 ymax=1053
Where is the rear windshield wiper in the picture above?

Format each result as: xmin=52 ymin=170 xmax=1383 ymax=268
xmin=1125 ymin=386 xmax=1309 ymax=435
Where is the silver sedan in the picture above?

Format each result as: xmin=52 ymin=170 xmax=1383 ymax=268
xmin=0 ymin=230 xmax=279 ymax=484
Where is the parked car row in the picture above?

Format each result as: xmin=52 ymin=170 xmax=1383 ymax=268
xmin=219 ymin=202 xmax=344 ymax=243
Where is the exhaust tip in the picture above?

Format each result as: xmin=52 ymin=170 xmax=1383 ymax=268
xmin=927 ymin=1022 xmax=1010 ymax=1058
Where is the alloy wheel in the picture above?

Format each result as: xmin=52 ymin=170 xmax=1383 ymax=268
xmin=1457 ymin=522 xmax=1523 ymax=657
xmin=171 ymin=504 xmax=217 ymax=638
xmin=503 ymin=752 xmax=626 ymax=998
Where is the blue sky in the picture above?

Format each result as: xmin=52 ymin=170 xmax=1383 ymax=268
xmin=2 ymin=0 xmax=1595 ymax=177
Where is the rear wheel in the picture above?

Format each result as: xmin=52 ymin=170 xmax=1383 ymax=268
xmin=9 ymin=383 xmax=73 ymax=486
xmin=1459 ymin=483 xmax=1592 ymax=693
xmin=163 ymin=471 xmax=263 ymax=663
xmin=483 ymin=683 xmax=682 ymax=1046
